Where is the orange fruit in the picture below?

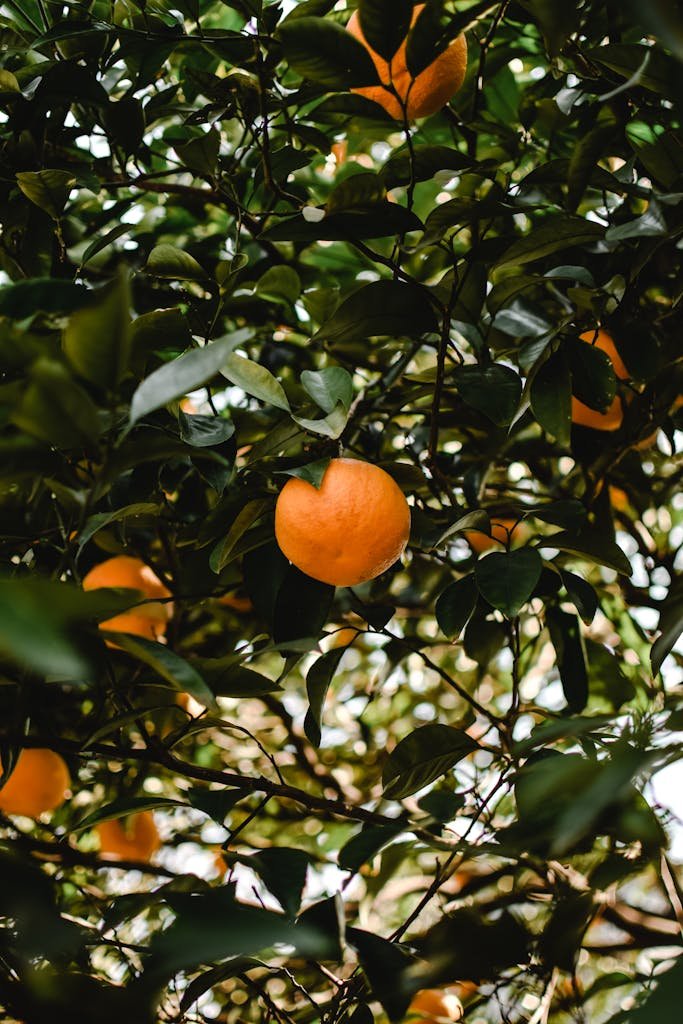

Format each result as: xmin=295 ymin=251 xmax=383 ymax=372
xmin=218 ymin=591 xmax=253 ymax=613
xmin=609 ymin=486 xmax=630 ymax=512
xmin=96 ymin=811 xmax=161 ymax=863
xmin=465 ymin=517 xmax=524 ymax=554
xmin=0 ymin=748 xmax=70 ymax=818
xmin=329 ymin=626 xmax=360 ymax=649
xmin=274 ymin=458 xmax=411 ymax=587
xmin=406 ymin=988 xmax=463 ymax=1023
xmin=82 ymin=555 xmax=172 ymax=642
xmin=347 ymin=4 xmax=467 ymax=120
xmin=571 ymin=329 xmax=629 ymax=432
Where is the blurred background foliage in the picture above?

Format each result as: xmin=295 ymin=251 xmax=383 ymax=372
xmin=0 ymin=0 xmax=682 ymax=1022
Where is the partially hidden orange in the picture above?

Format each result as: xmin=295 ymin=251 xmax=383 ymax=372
xmin=465 ymin=517 xmax=525 ymax=554
xmin=96 ymin=811 xmax=161 ymax=863
xmin=406 ymin=988 xmax=464 ymax=1023
xmin=274 ymin=458 xmax=411 ymax=587
xmin=347 ymin=4 xmax=468 ymax=120
xmin=0 ymin=748 xmax=70 ymax=818
xmin=82 ymin=555 xmax=172 ymax=642
xmin=571 ymin=328 xmax=629 ymax=431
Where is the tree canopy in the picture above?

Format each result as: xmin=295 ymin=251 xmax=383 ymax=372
xmin=0 ymin=1 xmax=682 ymax=1022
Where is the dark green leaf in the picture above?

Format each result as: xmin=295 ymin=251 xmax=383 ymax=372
xmin=16 ymin=169 xmax=76 ymax=219
xmin=304 ymin=647 xmax=346 ymax=747
xmin=111 ymin=634 xmax=217 ymax=710
xmin=313 ymin=280 xmax=438 ymax=345
xmin=382 ymin=724 xmax=477 ymax=800
xmin=246 ymin=848 xmax=310 ymax=918
xmin=651 ymin=578 xmax=683 ymax=677
xmin=0 ymin=279 xmax=89 ymax=317
xmin=273 ymin=565 xmax=334 ymax=645
xmin=474 ymin=548 xmax=543 ymax=618
xmin=530 ymin=349 xmax=571 ymax=445
xmin=220 ymin=353 xmax=290 ymax=411
xmin=63 ymin=268 xmax=131 ymax=390
xmin=536 ymin=531 xmax=632 ymax=575
xmin=560 ymin=570 xmax=598 ymax=624
xmin=144 ymin=244 xmax=209 ymax=282
xmin=277 ymin=17 xmax=381 ymax=88
xmin=454 ymin=364 xmax=522 ymax=427
xmin=435 ymin=574 xmax=478 ymax=639
xmin=496 ymin=217 xmax=605 ymax=270
xmin=301 ymin=366 xmax=354 ymax=413
xmin=546 ymin=606 xmax=589 ymax=712
xmin=358 ymin=0 xmax=413 ymax=61
xmin=338 ymin=823 xmax=404 ymax=872
xmin=130 ymin=335 xmax=243 ymax=425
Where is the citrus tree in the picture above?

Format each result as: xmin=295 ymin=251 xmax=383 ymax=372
xmin=1 ymin=1 xmax=682 ymax=1022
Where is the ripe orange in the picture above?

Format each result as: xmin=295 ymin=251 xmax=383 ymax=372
xmin=347 ymin=4 xmax=468 ymax=120
xmin=609 ymin=485 xmax=630 ymax=512
xmin=406 ymin=988 xmax=463 ymax=1023
xmin=274 ymin=458 xmax=411 ymax=587
xmin=571 ymin=329 xmax=629 ymax=431
xmin=0 ymin=748 xmax=70 ymax=818
xmin=465 ymin=517 xmax=525 ymax=554
xmin=329 ymin=626 xmax=360 ymax=649
xmin=96 ymin=811 xmax=161 ymax=863
xmin=82 ymin=555 xmax=172 ymax=642
xmin=218 ymin=590 xmax=253 ymax=613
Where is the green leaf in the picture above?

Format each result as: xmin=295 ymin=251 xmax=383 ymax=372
xmin=220 ymin=353 xmax=291 ymax=411
xmin=111 ymin=634 xmax=217 ymax=710
xmin=301 ymin=367 xmax=354 ymax=414
xmin=584 ymin=43 xmax=679 ymax=96
xmin=651 ymin=578 xmax=683 ymax=677
xmin=255 ymin=265 xmax=302 ymax=305
xmin=16 ymin=169 xmax=76 ymax=219
xmin=245 ymin=848 xmax=310 ymax=919
xmin=313 ymin=280 xmax=438 ymax=345
xmin=624 ymin=959 xmax=683 ymax=1024
xmin=567 ymin=336 xmax=617 ymax=412
xmin=537 ymin=531 xmax=632 ymax=576
xmin=78 ymin=223 xmax=130 ymax=269
xmin=405 ymin=0 xmax=450 ymax=78
xmin=292 ymin=401 xmax=350 ymax=439
xmin=77 ymin=503 xmax=161 ymax=551
xmin=454 ymin=364 xmax=522 ymax=427
xmin=381 ymin=145 xmax=473 ymax=189
xmin=435 ymin=574 xmax=478 ymax=640
xmin=201 ymin=663 xmax=282 ymax=699
xmin=326 ymin=171 xmax=386 ymax=213
xmin=277 ymin=458 xmax=331 ymax=489
xmin=211 ymin=499 xmax=272 ymax=573
xmin=63 ymin=268 xmax=131 ymax=390
xmin=104 ymin=97 xmax=145 ymax=155
xmin=75 ymin=796 xmax=186 ymax=832
xmin=358 ymin=0 xmax=413 ymax=61
xmin=496 ymin=217 xmax=605 ymax=270
xmin=0 ymin=279 xmax=89 ymax=317
xmin=338 ymin=822 xmax=405 ymax=872
xmin=382 ymin=724 xmax=477 ymax=800
xmin=273 ymin=565 xmax=334 ymax=646
xmin=560 ymin=570 xmax=598 ymax=624
xmin=530 ymin=349 xmax=571 ymax=445
xmin=475 ymin=548 xmax=543 ymax=618
xmin=568 ymin=124 xmax=617 ymax=212
xmin=0 ymin=579 xmax=91 ymax=679
xmin=130 ymin=335 xmax=243 ymax=425
xmin=263 ymin=204 xmax=423 ymax=242
xmin=12 ymin=358 xmax=101 ymax=452
xmin=177 ymin=127 xmax=220 ymax=175
xmin=304 ymin=647 xmax=346 ymax=747
xmin=605 ymin=201 xmax=668 ymax=242
xmin=178 ymin=411 xmax=235 ymax=447
xmin=546 ymin=606 xmax=589 ymax=712
xmin=277 ymin=17 xmax=381 ymax=89
xmin=144 ymin=244 xmax=209 ymax=282
xmin=130 ymin=309 xmax=193 ymax=362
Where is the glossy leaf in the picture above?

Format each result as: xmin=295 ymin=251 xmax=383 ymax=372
xmin=475 ymin=548 xmax=543 ymax=618
xmin=382 ymin=724 xmax=478 ymax=800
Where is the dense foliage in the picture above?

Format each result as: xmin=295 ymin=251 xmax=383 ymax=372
xmin=1 ymin=1 xmax=682 ymax=1022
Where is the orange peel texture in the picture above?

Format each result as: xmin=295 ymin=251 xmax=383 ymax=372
xmin=96 ymin=811 xmax=161 ymax=862
xmin=347 ymin=4 xmax=467 ymax=120
xmin=274 ymin=458 xmax=411 ymax=587
xmin=0 ymin=748 xmax=70 ymax=818
xmin=82 ymin=555 xmax=172 ymax=642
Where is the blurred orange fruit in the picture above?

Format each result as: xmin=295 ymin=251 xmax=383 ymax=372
xmin=347 ymin=4 xmax=467 ymax=120
xmin=609 ymin=485 xmax=630 ymax=512
xmin=406 ymin=988 xmax=464 ymax=1023
xmin=96 ymin=811 xmax=161 ymax=863
xmin=329 ymin=626 xmax=360 ymax=649
xmin=82 ymin=555 xmax=172 ymax=643
xmin=218 ymin=591 xmax=253 ymax=613
xmin=275 ymin=458 xmax=410 ymax=587
xmin=465 ymin=516 xmax=526 ymax=553
xmin=571 ymin=329 xmax=629 ymax=431
xmin=0 ymin=748 xmax=70 ymax=818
